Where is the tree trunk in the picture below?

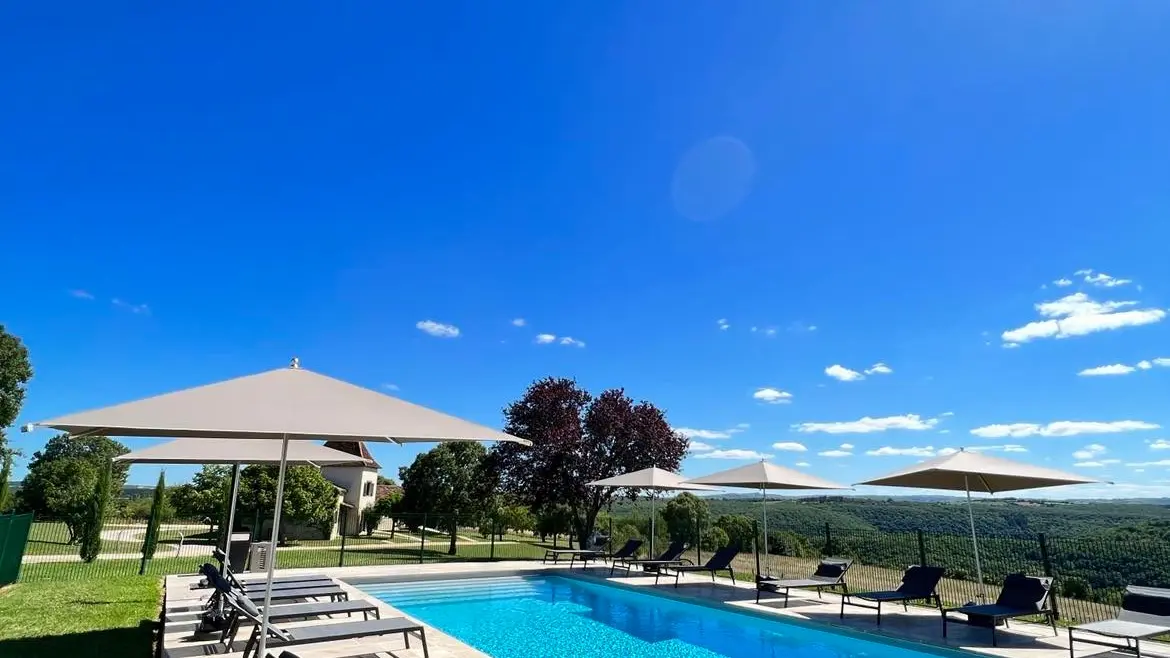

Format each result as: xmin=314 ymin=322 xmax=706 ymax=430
xmin=447 ymin=516 xmax=458 ymax=556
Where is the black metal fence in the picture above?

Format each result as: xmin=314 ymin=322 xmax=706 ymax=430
xmin=16 ymin=510 xmax=1170 ymax=626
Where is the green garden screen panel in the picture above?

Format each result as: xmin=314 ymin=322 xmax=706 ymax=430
xmin=0 ymin=513 xmax=34 ymax=585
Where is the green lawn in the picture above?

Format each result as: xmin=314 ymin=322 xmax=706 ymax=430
xmin=0 ymin=576 xmax=161 ymax=658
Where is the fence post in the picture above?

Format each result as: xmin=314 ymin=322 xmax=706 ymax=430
xmin=917 ymin=530 xmax=928 ymax=567
xmin=824 ymin=522 xmax=833 ymax=556
xmin=695 ymin=516 xmax=702 ymax=566
xmin=1038 ymin=533 xmax=1059 ymax=620
xmin=419 ymin=514 xmax=427 ymax=564
xmin=753 ymin=519 xmax=761 ymax=580
xmin=338 ymin=529 xmax=347 ymax=568
xmin=490 ymin=520 xmax=497 ymax=560
xmin=608 ymin=517 xmax=614 ymax=553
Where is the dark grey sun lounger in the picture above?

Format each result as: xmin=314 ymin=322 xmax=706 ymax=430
xmin=221 ymin=592 xmax=380 ymax=651
xmin=757 ymin=558 xmax=853 ymax=606
xmin=572 ymin=539 xmax=644 ymax=569
xmin=659 ymin=545 xmax=740 ymax=587
xmin=611 ymin=540 xmax=688 ymax=576
xmin=226 ymin=592 xmax=428 ymax=658
xmin=840 ymin=565 xmax=944 ymax=623
xmin=543 ymin=536 xmax=608 ymax=564
xmin=943 ymin=574 xmax=1057 ymax=647
xmin=193 ymin=548 xmax=333 ymax=590
xmin=1069 ymin=585 xmax=1170 ymax=658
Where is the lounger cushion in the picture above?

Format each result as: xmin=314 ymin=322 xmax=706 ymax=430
xmin=246 ymin=586 xmax=345 ymax=602
xmin=279 ymin=617 xmax=421 ymax=644
xmin=759 ymin=578 xmax=835 ymax=589
xmin=1073 ymin=619 xmax=1170 ymax=639
xmin=854 ymin=590 xmax=918 ymax=602
xmin=996 ymin=575 xmax=1050 ymax=611
xmin=898 ymin=566 xmax=945 ymax=596
xmin=813 ymin=561 xmax=848 ymax=579
xmin=955 ymin=603 xmax=1039 ymax=619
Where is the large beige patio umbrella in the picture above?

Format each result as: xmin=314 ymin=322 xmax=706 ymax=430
xmin=856 ymin=448 xmax=1103 ymax=595
xmin=586 ymin=467 xmax=717 ymax=554
xmin=116 ymin=438 xmax=374 ymax=568
xmin=24 ymin=358 xmax=529 ymax=658
xmin=684 ymin=460 xmax=848 ymax=551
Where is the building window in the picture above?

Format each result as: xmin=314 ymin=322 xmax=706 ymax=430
xmin=363 ymin=482 xmax=374 ymax=497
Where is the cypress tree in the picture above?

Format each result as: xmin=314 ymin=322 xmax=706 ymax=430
xmin=0 ymin=449 xmax=13 ymax=513
xmin=141 ymin=471 xmax=166 ymax=560
xmin=79 ymin=462 xmax=112 ymax=562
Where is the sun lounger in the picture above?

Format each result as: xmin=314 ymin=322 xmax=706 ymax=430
xmin=840 ymin=565 xmax=944 ymax=623
xmin=225 ymin=592 xmax=428 ymax=658
xmin=198 ymin=563 xmax=348 ymax=608
xmin=192 ymin=549 xmax=332 ymax=591
xmin=658 ymin=545 xmax=740 ymax=587
xmin=572 ymin=539 xmax=644 ymax=569
xmin=1069 ymin=585 xmax=1170 ymax=658
xmin=611 ymin=540 xmax=688 ymax=576
xmin=220 ymin=592 xmax=380 ymax=651
xmin=757 ymin=557 xmax=853 ymax=606
xmin=942 ymin=574 xmax=1057 ymax=647
xmin=542 ymin=536 xmax=608 ymax=564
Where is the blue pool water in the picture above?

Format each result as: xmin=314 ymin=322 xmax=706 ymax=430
xmin=360 ymin=575 xmax=961 ymax=658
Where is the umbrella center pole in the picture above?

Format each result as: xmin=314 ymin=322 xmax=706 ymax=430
xmin=965 ymin=475 xmax=986 ymax=602
xmin=256 ymin=436 xmax=290 ymax=658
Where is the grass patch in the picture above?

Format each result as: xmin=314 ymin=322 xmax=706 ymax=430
xmin=0 ymin=576 xmax=161 ymax=657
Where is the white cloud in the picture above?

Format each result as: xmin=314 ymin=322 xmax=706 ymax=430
xmin=763 ymin=327 xmax=778 ymax=337
xmin=1074 ymin=461 xmax=1107 ymax=468
xmin=825 ymin=365 xmax=865 ymax=382
xmin=112 ymin=298 xmax=151 ymax=315
xmin=1079 ymin=358 xmax=1170 ymax=376
xmin=1149 ymin=439 xmax=1170 ymax=451
xmin=865 ymin=362 xmax=893 ymax=375
xmin=717 ymin=318 xmax=730 ymax=331
xmin=1084 ymin=272 xmax=1133 ymax=288
xmin=1078 ymin=364 xmax=1136 ymax=377
xmin=940 ymin=411 xmax=955 ymax=417
xmin=771 ymin=442 xmax=807 ymax=452
xmin=674 ymin=427 xmax=733 ymax=440
xmin=866 ymin=446 xmax=936 ymax=457
xmin=559 ymin=336 xmax=586 ymax=348
xmin=937 ymin=447 xmax=960 ymax=456
xmin=970 ymin=420 xmax=1160 ymax=438
xmin=69 ymin=289 xmax=95 ymax=300
xmin=969 ymin=444 xmax=1029 ymax=453
xmin=382 ymin=383 xmax=400 ymax=391
xmin=689 ymin=441 xmax=716 ymax=452
xmin=818 ymin=448 xmax=853 ymax=458
xmin=1053 ymin=278 xmax=1073 ymax=287
xmin=794 ymin=414 xmax=939 ymax=434
xmin=1072 ymin=444 xmax=1107 ymax=460
xmin=753 ymin=388 xmax=793 ymax=404
xmin=416 ymin=320 xmax=460 ymax=338
xmin=694 ymin=449 xmax=772 ymax=460
xmin=535 ymin=333 xmax=557 ymax=344
xmin=511 ymin=318 xmax=526 ymax=327
xmin=1001 ymin=292 xmax=1165 ymax=346
xmin=1127 ymin=459 xmax=1170 ymax=468
xmin=795 ymin=461 xmax=811 ymax=467
xmin=840 ymin=443 xmax=855 ymax=449
xmin=939 ymin=429 xmax=952 ymax=434
xmin=735 ymin=423 xmax=751 ymax=429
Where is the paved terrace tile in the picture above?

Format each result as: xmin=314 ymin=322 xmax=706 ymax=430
xmin=161 ymin=561 xmax=1169 ymax=658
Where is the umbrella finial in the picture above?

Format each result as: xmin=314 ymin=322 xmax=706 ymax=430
xmin=289 ymin=357 xmax=301 ymax=369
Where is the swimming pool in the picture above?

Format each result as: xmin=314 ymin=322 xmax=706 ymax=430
xmin=359 ymin=575 xmax=965 ymax=658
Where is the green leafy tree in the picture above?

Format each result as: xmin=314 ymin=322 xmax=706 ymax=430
xmin=491 ymin=378 xmax=689 ymax=548
xmin=660 ymin=493 xmax=709 ymax=543
xmin=0 ymin=325 xmax=33 ymax=455
xmin=714 ymin=514 xmax=755 ymax=550
xmin=17 ymin=434 xmax=129 ymax=542
xmin=0 ymin=445 xmax=17 ymax=513
xmin=170 ymin=465 xmax=231 ymax=522
xmin=361 ymin=490 xmax=402 ymax=536
xmin=237 ymin=465 xmax=339 ymax=541
xmin=141 ymin=472 xmax=167 ymax=560
xmin=535 ymin=505 xmax=574 ymax=544
xmin=398 ymin=442 xmax=489 ymax=555
xmin=701 ymin=526 xmax=730 ymax=551
xmin=78 ymin=462 xmax=112 ymax=562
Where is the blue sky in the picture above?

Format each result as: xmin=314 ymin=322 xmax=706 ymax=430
xmin=3 ymin=2 xmax=1170 ymax=498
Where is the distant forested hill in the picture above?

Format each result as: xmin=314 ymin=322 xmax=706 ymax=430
xmin=614 ymin=496 xmax=1170 ymax=538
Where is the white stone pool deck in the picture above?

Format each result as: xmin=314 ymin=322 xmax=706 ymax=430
xmin=162 ymin=561 xmax=1168 ymax=658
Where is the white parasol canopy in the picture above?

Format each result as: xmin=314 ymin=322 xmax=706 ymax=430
xmin=24 ymin=359 xmax=529 ymax=658
xmin=587 ymin=467 xmax=716 ymax=554
xmin=685 ymin=461 xmax=849 ymax=559
xmin=856 ymin=449 xmax=1104 ymax=596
